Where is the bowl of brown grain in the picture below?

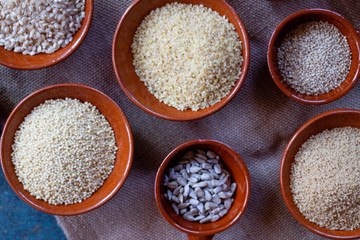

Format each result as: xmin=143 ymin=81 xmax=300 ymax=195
xmin=280 ymin=109 xmax=360 ymax=239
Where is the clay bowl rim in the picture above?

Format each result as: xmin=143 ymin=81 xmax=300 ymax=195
xmin=267 ymin=8 xmax=360 ymax=105
xmin=280 ymin=108 xmax=360 ymax=239
xmin=154 ymin=139 xmax=251 ymax=238
xmin=112 ymin=0 xmax=250 ymax=121
xmin=0 ymin=83 xmax=134 ymax=215
xmin=0 ymin=0 xmax=93 ymax=70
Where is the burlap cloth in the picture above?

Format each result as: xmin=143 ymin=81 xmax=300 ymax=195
xmin=2 ymin=0 xmax=360 ymax=239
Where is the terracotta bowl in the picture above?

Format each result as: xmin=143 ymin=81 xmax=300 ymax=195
xmin=112 ymin=0 xmax=250 ymax=121
xmin=0 ymin=84 xmax=133 ymax=215
xmin=280 ymin=109 xmax=360 ymax=239
xmin=267 ymin=9 xmax=360 ymax=104
xmin=0 ymin=0 xmax=93 ymax=70
xmin=155 ymin=139 xmax=250 ymax=240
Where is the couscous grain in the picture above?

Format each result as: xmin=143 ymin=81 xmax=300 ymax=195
xmin=132 ymin=3 xmax=243 ymax=111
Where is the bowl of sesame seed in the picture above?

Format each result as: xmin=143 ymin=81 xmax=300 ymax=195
xmin=0 ymin=84 xmax=133 ymax=215
xmin=280 ymin=109 xmax=360 ymax=238
xmin=268 ymin=9 xmax=360 ymax=104
xmin=112 ymin=0 xmax=250 ymax=121
xmin=0 ymin=0 xmax=93 ymax=70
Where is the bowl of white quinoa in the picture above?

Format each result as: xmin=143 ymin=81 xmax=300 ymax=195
xmin=0 ymin=0 xmax=93 ymax=70
xmin=268 ymin=9 xmax=360 ymax=104
xmin=155 ymin=139 xmax=250 ymax=239
xmin=0 ymin=84 xmax=133 ymax=215
xmin=112 ymin=0 xmax=249 ymax=121
xmin=280 ymin=109 xmax=360 ymax=238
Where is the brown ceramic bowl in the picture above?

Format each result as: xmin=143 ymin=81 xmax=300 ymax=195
xmin=155 ymin=139 xmax=250 ymax=240
xmin=268 ymin=9 xmax=360 ymax=104
xmin=0 ymin=84 xmax=133 ymax=215
xmin=280 ymin=109 xmax=360 ymax=239
xmin=112 ymin=0 xmax=250 ymax=121
xmin=0 ymin=0 xmax=93 ymax=70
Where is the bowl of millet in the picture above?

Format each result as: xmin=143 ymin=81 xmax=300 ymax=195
xmin=0 ymin=83 xmax=133 ymax=215
xmin=280 ymin=109 xmax=360 ymax=239
xmin=268 ymin=9 xmax=360 ymax=104
xmin=155 ymin=139 xmax=250 ymax=239
xmin=112 ymin=0 xmax=250 ymax=121
xmin=0 ymin=0 xmax=93 ymax=70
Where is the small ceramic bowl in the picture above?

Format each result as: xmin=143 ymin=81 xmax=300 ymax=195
xmin=280 ymin=109 xmax=360 ymax=239
xmin=155 ymin=139 xmax=250 ymax=240
xmin=112 ymin=0 xmax=250 ymax=121
xmin=0 ymin=0 xmax=93 ymax=70
xmin=0 ymin=84 xmax=133 ymax=215
xmin=268 ymin=9 xmax=360 ymax=104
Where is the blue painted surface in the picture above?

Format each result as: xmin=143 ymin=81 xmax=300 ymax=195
xmin=0 ymin=170 xmax=67 ymax=240
xmin=0 ymin=103 xmax=66 ymax=240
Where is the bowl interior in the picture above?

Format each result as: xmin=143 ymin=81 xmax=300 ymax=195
xmin=268 ymin=9 xmax=360 ymax=104
xmin=0 ymin=84 xmax=133 ymax=215
xmin=112 ymin=0 xmax=249 ymax=121
xmin=280 ymin=109 xmax=360 ymax=238
xmin=155 ymin=140 xmax=250 ymax=236
xmin=0 ymin=0 xmax=93 ymax=70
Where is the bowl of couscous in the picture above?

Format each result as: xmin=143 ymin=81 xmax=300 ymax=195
xmin=280 ymin=109 xmax=360 ymax=239
xmin=112 ymin=0 xmax=250 ymax=121
xmin=0 ymin=0 xmax=93 ymax=70
xmin=0 ymin=84 xmax=133 ymax=215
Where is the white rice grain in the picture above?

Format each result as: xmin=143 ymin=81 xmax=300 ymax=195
xmin=0 ymin=0 xmax=85 ymax=55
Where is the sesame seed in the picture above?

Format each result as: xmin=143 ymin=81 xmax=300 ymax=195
xmin=277 ymin=21 xmax=351 ymax=95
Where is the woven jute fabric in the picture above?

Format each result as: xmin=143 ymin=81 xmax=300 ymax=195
xmin=2 ymin=0 xmax=360 ymax=239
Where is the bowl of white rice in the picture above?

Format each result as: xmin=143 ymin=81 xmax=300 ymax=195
xmin=0 ymin=0 xmax=93 ymax=70
xmin=112 ymin=0 xmax=249 ymax=121
xmin=280 ymin=109 xmax=360 ymax=238
xmin=0 ymin=84 xmax=133 ymax=215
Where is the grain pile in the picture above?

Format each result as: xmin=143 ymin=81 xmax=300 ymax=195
xmin=11 ymin=98 xmax=117 ymax=205
xmin=132 ymin=3 xmax=243 ymax=111
xmin=0 ymin=0 xmax=85 ymax=55
xmin=290 ymin=127 xmax=360 ymax=230
xmin=277 ymin=21 xmax=351 ymax=95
